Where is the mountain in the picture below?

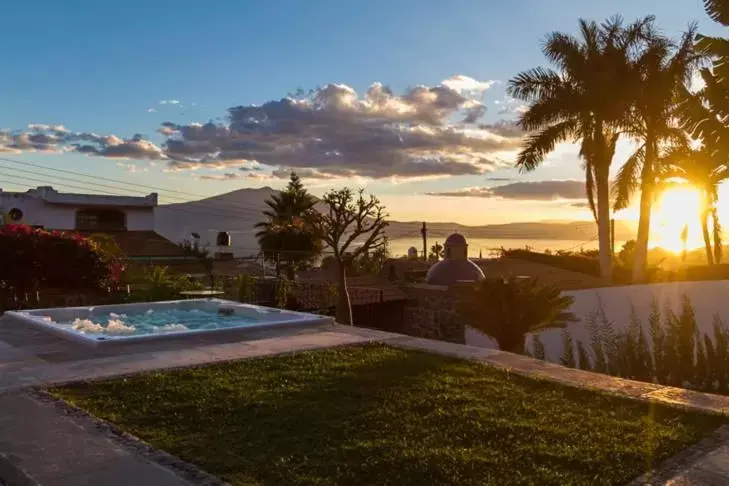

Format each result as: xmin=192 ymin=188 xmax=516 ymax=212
xmin=154 ymin=187 xmax=634 ymax=256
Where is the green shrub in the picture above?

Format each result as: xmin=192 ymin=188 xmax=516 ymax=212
xmin=563 ymin=295 xmax=729 ymax=395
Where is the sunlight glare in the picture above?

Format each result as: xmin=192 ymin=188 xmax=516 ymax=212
xmin=650 ymin=186 xmax=704 ymax=253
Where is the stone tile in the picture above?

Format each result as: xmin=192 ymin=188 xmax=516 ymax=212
xmin=665 ymin=466 xmax=729 ymax=485
xmin=644 ymin=388 xmax=729 ymax=415
xmin=0 ymin=392 xmax=192 ymax=486
xmin=333 ymin=325 xmax=403 ymax=340
xmin=695 ymin=446 xmax=729 ymax=477
xmin=386 ymin=335 xmax=503 ymax=360
xmin=483 ymin=351 xmax=665 ymax=398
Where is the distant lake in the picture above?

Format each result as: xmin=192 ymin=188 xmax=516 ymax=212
xmin=387 ymin=238 xmax=625 ymax=259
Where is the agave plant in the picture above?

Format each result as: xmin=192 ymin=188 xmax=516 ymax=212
xmin=459 ymin=277 xmax=576 ymax=354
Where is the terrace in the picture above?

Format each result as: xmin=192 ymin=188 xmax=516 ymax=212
xmin=2 ymin=307 xmax=729 ymax=485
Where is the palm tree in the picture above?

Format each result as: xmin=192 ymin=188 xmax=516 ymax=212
xmin=508 ymin=16 xmax=649 ymax=283
xmin=704 ymin=0 xmax=729 ymax=25
xmin=255 ymin=172 xmax=322 ymax=278
xmin=658 ymin=146 xmax=729 ymax=265
xmin=613 ymin=25 xmax=700 ymax=282
xmin=459 ymin=277 xmax=576 ymax=354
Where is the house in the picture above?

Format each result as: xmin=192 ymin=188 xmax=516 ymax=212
xmin=0 ymin=186 xmax=187 ymax=261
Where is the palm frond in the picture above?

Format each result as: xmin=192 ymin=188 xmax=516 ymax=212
xmin=507 ymin=67 xmax=564 ymax=101
xmin=516 ymin=119 xmax=578 ymax=171
xmin=612 ymin=145 xmax=645 ymax=210
xmin=704 ymin=0 xmax=729 ymax=26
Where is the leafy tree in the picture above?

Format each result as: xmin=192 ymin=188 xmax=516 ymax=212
xmin=314 ymin=188 xmax=388 ymax=325
xmin=613 ymin=24 xmax=700 ymax=282
xmin=459 ymin=277 xmax=576 ymax=354
xmin=429 ymin=242 xmax=444 ymax=262
xmin=507 ymin=16 xmax=649 ymax=283
xmin=255 ymin=173 xmax=322 ymax=279
xmin=351 ymin=238 xmax=390 ymax=276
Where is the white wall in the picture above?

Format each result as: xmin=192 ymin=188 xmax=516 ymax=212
xmin=125 ymin=207 xmax=154 ymax=230
xmin=0 ymin=194 xmax=75 ymax=229
xmin=1 ymin=194 xmax=155 ymax=231
xmin=465 ymin=280 xmax=729 ymax=362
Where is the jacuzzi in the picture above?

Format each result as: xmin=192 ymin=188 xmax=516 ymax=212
xmin=3 ymin=299 xmax=334 ymax=347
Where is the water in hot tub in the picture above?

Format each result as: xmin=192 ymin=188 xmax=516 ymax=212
xmin=52 ymin=308 xmax=261 ymax=337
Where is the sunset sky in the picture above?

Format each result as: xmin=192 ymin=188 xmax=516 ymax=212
xmin=0 ymin=0 xmax=725 ymax=232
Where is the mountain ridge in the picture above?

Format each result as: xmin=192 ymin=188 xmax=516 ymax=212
xmin=154 ymin=187 xmax=633 ymax=255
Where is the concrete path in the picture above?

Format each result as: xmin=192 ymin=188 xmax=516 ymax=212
xmin=0 ymin=392 xmax=192 ymax=486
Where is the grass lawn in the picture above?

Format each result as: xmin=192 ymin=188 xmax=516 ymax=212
xmin=51 ymin=344 xmax=724 ymax=485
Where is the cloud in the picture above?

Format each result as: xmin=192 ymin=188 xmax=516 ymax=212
xmin=195 ymin=172 xmax=241 ymax=181
xmin=569 ymin=201 xmax=591 ymax=208
xmin=427 ymin=180 xmax=586 ymax=201
xmin=148 ymin=108 xmax=157 ymax=113
xmin=0 ymin=125 xmax=166 ymax=160
xmin=494 ymin=97 xmax=528 ymax=116
xmin=159 ymin=100 xmax=181 ymax=105
xmin=486 ymin=176 xmax=512 ymax=182
xmin=116 ymin=162 xmax=149 ymax=173
xmin=4 ymin=76 xmax=524 ymax=180
xmin=441 ymin=75 xmax=496 ymax=94
xmin=159 ymin=77 xmax=521 ymax=178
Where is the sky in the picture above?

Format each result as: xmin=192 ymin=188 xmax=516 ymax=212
xmin=0 ymin=0 xmax=724 ymax=229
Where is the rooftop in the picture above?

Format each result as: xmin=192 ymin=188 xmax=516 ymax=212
xmin=0 ymin=186 xmax=158 ymax=208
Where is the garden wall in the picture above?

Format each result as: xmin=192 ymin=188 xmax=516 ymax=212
xmin=465 ymin=279 xmax=729 ymax=359
xmin=399 ymin=284 xmax=465 ymax=344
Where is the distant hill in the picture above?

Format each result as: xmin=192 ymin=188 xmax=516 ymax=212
xmin=154 ymin=187 xmax=634 ymax=256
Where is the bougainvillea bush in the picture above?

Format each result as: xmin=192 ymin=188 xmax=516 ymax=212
xmin=0 ymin=225 xmax=118 ymax=294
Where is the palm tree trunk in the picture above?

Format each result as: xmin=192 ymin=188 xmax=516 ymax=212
xmin=701 ymin=192 xmax=715 ymax=265
xmin=632 ymin=138 xmax=655 ymax=283
xmin=595 ymin=166 xmax=613 ymax=283
xmin=713 ymin=207 xmax=723 ymax=264
xmin=335 ymin=261 xmax=353 ymax=325
xmin=497 ymin=335 xmax=525 ymax=354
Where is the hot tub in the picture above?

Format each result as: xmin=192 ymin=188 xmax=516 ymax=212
xmin=3 ymin=299 xmax=334 ymax=347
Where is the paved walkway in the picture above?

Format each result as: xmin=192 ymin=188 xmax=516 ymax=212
xmin=2 ymin=316 xmax=729 ymax=484
xmin=0 ymin=392 xmax=192 ymax=486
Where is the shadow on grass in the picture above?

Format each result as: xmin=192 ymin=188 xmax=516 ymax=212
xmin=51 ymin=343 xmax=725 ymax=486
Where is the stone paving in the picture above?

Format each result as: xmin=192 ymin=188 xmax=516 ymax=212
xmin=2 ymin=315 xmax=729 ymax=484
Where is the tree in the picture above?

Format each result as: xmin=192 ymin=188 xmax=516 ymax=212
xmin=507 ymin=16 xmax=648 ymax=283
xmin=459 ymin=277 xmax=576 ymax=354
xmin=255 ymin=173 xmax=322 ymax=279
xmin=0 ymin=225 xmax=113 ymax=295
xmin=614 ymin=25 xmax=700 ymax=282
xmin=314 ymin=188 xmax=388 ymax=325
xmin=657 ymin=146 xmax=729 ymax=265
xmin=429 ymin=242 xmax=444 ymax=262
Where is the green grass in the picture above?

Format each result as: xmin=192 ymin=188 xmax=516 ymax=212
xmin=51 ymin=344 xmax=724 ymax=485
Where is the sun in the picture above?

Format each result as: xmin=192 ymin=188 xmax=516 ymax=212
xmin=649 ymin=186 xmax=704 ymax=253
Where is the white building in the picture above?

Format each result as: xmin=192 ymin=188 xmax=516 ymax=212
xmin=0 ymin=186 xmax=157 ymax=231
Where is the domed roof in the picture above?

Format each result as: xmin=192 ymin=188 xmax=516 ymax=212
xmin=445 ymin=233 xmax=467 ymax=246
xmin=426 ymin=259 xmax=485 ymax=286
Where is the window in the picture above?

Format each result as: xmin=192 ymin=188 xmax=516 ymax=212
xmin=75 ymin=209 xmax=126 ymax=231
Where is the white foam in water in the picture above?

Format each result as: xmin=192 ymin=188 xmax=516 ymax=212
xmin=72 ymin=318 xmax=105 ymax=333
xmin=153 ymin=323 xmax=189 ymax=333
xmin=106 ymin=319 xmax=136 ymax=334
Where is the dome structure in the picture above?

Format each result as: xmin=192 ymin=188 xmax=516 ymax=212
xmin=407 ymin=246 xmax=419 ymax=259
xmin=426 ymin=233 xmax=484 ymax=286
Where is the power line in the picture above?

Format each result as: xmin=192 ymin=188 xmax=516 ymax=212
xmin=0 ymin=171 xmax=264 ymax=223
xmin=0 ymin=156 xmax=269 ymax=217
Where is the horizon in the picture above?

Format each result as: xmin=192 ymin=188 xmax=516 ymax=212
xmin=0 ymin=0 xmax=724 ymax=252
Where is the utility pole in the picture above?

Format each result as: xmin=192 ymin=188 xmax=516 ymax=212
xmin=421 ymin=222 xmax=427 ymax=262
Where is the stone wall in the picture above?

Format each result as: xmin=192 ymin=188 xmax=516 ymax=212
xmin=400 ymin=284 xmax=465 ymax=344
